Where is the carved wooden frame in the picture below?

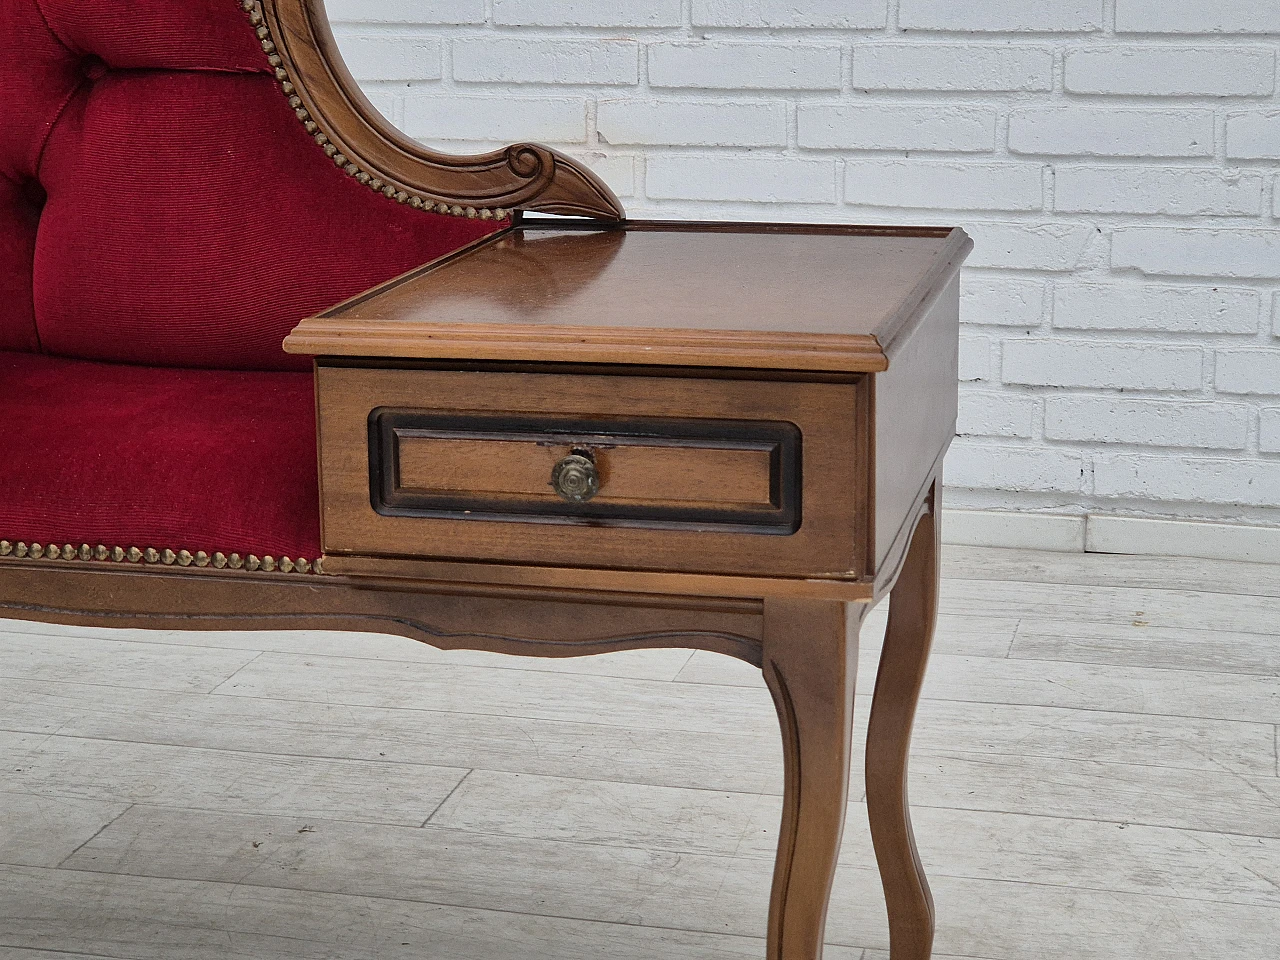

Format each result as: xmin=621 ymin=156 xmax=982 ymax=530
xmin=0 ymin=5 xmax=947 ymax=959
xmin=250 ymin=0 xmax=624 ymax=221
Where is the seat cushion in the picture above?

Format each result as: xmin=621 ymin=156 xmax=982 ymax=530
xmin=0 ymin=351 xmax=320 ymax=563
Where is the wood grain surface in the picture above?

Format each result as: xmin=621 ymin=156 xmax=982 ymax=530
xmin=285 ymin=222 xmax=972 ymax=372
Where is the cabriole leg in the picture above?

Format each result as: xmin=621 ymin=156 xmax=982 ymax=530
xmin=762 ymin=597 xmax=868 ymax=959
xmin=866 ymin=488 xmax=941 ymax=960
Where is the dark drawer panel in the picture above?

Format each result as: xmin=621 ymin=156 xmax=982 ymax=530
xmin=371 ymin=411 xmax=801 ymax=534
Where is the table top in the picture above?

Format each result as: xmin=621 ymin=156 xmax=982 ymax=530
xmin=286 ymin=220 xmax=971 ymax=373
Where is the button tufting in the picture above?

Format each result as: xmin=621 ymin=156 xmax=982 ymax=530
xmin=79 ymin=55 xmax=108 ymax=81
xmin=18 ymin=178 xmax=46 ymax=210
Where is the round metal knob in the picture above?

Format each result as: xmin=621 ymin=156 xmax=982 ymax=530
xmin=551 ymin=452 xmax=599 ymax=503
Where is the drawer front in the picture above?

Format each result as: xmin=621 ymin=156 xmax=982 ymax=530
xmin=318 ymin=366 xmax=869 ymax=578
xmin=372 ymin=411 xmax=800 ymax=533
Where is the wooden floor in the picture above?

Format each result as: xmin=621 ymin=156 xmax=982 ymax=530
xmin=2 ymin=545 xmax=1278 ymax=960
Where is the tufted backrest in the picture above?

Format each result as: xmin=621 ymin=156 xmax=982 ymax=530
xmin=0 ymin=0 xmax=498 ymax=370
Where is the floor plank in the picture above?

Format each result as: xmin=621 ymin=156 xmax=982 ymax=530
xmin=0 ymin=732 xmax=467 ymax=827
xmin=939 ymin=578 xmax=1280 ymax=635
xmin=0 ymin=632 xmax=259 ymax=694
xmin=429 ymin=768 xmax=776 ymax=856
xmin=910 ymin=751 xmax=1280 ymax=839
xmin=0 ymin=618 xmax=697 ymax=681
xmin=915 ymin=654 xmax=1280 ymax=724
xmin=213 ymin=652 xmax=786 ymax=738
xmin=1011 ymin=618 xmax=1280 ymax=677
xmin=0 ymin=951 xmax=126 ymax=960
xmin=944 ymin=545 xmax=1280 ymax=598
xmin=0 ymin=792 xmax=130 ymax=869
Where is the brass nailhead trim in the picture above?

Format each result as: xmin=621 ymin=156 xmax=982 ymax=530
xmin=0 ymin=539 xmax=324 ymax=576
xmin=238 ymin=0 xmax=508 ymax=222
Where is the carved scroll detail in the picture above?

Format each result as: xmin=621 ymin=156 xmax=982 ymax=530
xmin=246 ymin=0 xmax=624 ymax=221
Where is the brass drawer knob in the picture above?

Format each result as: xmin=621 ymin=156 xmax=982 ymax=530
xmin=551 ymin=452 xmax=599 ymax=503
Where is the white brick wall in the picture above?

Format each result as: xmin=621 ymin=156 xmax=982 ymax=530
xmin=332 ymin=1 xmax=1280 ymax=527
xmin=650 ymin=43 xmax=842 ymax=91
xmin=1227 ymin=112 xmax=1280 ymax=160
xmin=1064 ymin=48 xmax=1275 ymax=97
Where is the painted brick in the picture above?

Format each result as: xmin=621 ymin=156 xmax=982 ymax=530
xmin=1044 ymin=397 xmax=1249 ymax=449
xmin=958 ymin=392 xmax=1038 ymax=439
xmin=1113 ymin=229 xmax=1280 ymax=280
xmin=493 ymin=0 xmax=682 ymax=27
xmin=899 ymin=0 xmax=1103 ymax=33
xmin=844 ymin=161 xmax=1043 ymax=212
xmin=1054 ymin=284 xmax=1260 ymax=335
xmin=1216 ymin=350 xmax=1280 ymax=396
xmin=693 ymin=0 xmax=887 ymax=29
xmin=1094 ymin=456 xmax=1280 ymax=507
xmin=649 ymin=43 xmax=841 ymax=91
xmin=1002 ymin=341 xmax=1202 ymax=391
xmin=851 ymin=44 xmax=1053 ymax=93
xmin=597 ymin=101 xmax=787 ymax=147
xmin=1116 ymin=1 xmax=1280 ymax=34
xmin=364 ymin=91 xmax=397 ymax=120
xmin=1054 ymin=167 xmax=1263 ymax=217
xmin=334 ymin=35 xmax=442 ymax=81
xmin=1010 ymin=108 xmax=1214 ymax=158
xmin=1226 ymin=111 xmax=1280 ymax=160
xmin=326 ymin=0 xmax=484 ymax=23
xmin=403 ymin=96 xmax=587 ymax=143
xmin=1260 ymin=409 xmax=1280 ymax=454
xmin=1065 ymin=47 xmax=1275 ymax=97
xmin=572 ymin=153 xmax=637 ymax=198
xmin=800 ymin=106 xmax=995 ymax=153
xmin=962 ymin=276 xmax=1047 ymax=328
xmin=945 ymin=441 xmax=1086 ymax=494
xmin=646 ymin=156 xmax=836 ymax=204
xmin=452 ymin=39 xmax=638 ymax=86
xmin=1275 ymin=293 xmax=1280 ymax=337
xmin=959 ymin=335 xmax=993 ymax=382
xmin=964 ymin=223 xmax=1096 ymax=272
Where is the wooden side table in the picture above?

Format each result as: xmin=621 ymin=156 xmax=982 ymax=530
xmin=285 ymin=217 xmax=973 ymax=960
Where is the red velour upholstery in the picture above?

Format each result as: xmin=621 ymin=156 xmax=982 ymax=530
xmin=1 ymin=0 xmax=505 ymax=558
xmin=0 ymin=351 xmax=321 ymax=559
xmin=2 ymin=0 xmax=499 ymax=370
xmin=0 ymin=175 xmax=41 ymax=352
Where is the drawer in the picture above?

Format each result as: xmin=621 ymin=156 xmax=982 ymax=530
xmin=373 ymin=411 xmax=801 ymax=532
xmin=316 ymin=365 xmax=871 ymax=578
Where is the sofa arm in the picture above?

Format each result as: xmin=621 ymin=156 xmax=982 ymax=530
xmin=251 ymin=0 xmax=624 ymax=222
